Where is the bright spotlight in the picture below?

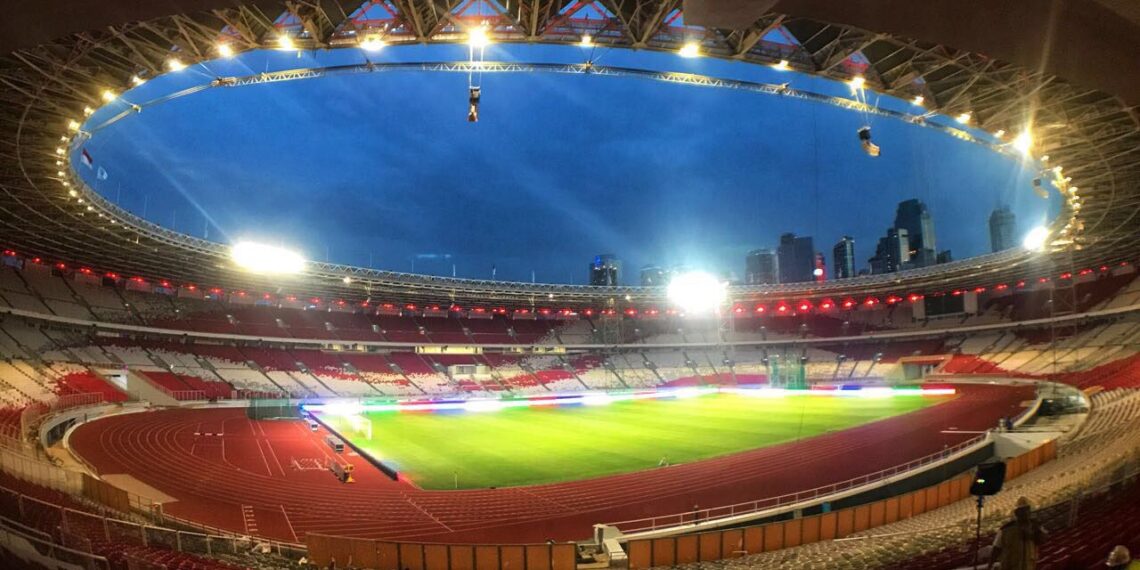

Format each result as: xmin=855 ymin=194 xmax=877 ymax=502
xmin=667 ymin=271 xmax=727 ymax=314
xmin=101 ymin=90 xmax=117 ymax=102
xmin=848 ymin=75 xmax=865 ymax=90
xmin=678 ymin=42 xmax=701 ymax=58
xmin=231 ymin=242 xmax=305 ymax=274
xmin=993 ymin=129 xmax=1006 ymax=139
xmin=955 ymin=112 xmax=972 ymax=124
xmin=130 ymin=75 xmax=146 ymax=86
xmin=1013 ymin=130 xmax=1033 ymax=154
xmin=67 ymin=120 xmax=80 ymax=132
xmin=166 ymin=58 xmax=187 ymax=71
xmin=580 ymin=34 xmax=593 ymax=47
xmin=1023 ymin=226 xmax=1049 ymax=251
xmin=467 ymin=27 xmax=490 ymax=48
xmin=217 ymin=43 xmax=235 ymax=58
xmin=277 ymin=35 xmax=296 ymax=51
xmin=360 ymin=36 xmax=386 ymax=51
xmin=772 ymin=60 xmax=790 ymax=71
xmin=912 ymin=95 xmax=924 ymax=106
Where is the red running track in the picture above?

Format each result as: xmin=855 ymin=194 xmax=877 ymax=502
xmin=68 ymin=384 xmax=1032 ymax=544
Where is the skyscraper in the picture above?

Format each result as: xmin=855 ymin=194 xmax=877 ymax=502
xmin=639 ymin=265 xmax=667 ymax=286
xmin=588 ymin=254 xmax=621 ymax=286
xmin=777 ymin=233 xmax=816 ymax=283
xmin=832 ymin=236 xmax=856 ymax=279
xmin=745 ymin=249 xmax=779 ymax=285
xmin=894 ymin=199 xmax=937 ymax=266
xmin=869 ymin=228 xmax=910 ymax=274
xmin=989 ymin=206 xmax=1017 ymax=252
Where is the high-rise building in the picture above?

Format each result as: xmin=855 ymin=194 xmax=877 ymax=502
xmin=936 ymin=249 xmax=953 ymax=264
xmin=989 ymin=206 xmax=1017 ymax=252
xmin=832 ymin=236 xmax=856 ymax=279
xmin=588 ymin=254 xmax=621 ymax=286
xmin=745 ymin=249 xmax=779 ymax=285
xmin=869 ymin=228 xmax=910 ymax=274
xmin=777 ymin=233 xmax=816 ymax=283
xmin=894 ymin=199 xmax=937 ymax=266
xmin=639 ymin=265 xmax=667 ymax=286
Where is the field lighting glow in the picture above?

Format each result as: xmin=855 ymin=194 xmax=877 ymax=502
xmin=1023 ymin=226 xmax=1050 ymax=251
xmin=230 ymin=241 xmax=305 ymax=274
xmin=301 ymin=386 xmax=955 ymax=417
xmin=667 ymin=271 xmax=727 ymax=314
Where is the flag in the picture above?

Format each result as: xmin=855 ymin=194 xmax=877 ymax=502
xmin=80 ymin=148 xmax=94 ymax=169
xmin=491 ymin=264 xmax=497 ymax=279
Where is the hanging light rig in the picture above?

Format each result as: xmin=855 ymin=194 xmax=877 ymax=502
xmin=848 ymin=76 xmax=881 ymax=157
xmin=467 ymin=24 xmax=490 ymax=122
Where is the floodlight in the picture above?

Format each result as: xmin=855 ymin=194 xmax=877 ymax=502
xmin=277 ymin=35 xmax=296 ymax=51
xmin=217 ymin=43 xmax=235 ymax=58
xmin=678 ymin=42 xmax=701 ymax=58
xmin=772 ymin=60 xmax=789 ymax=71
xmin=1023 ymin=226 xmax=1049 ymax=251
xmin=1013 ymin=130 xmax=1033 ymax=154
xmin=848 ymin=75 xmax=865 ymax=90
xmin=580 ymin=34 xmax=593 ymax=47
xmin=956 ymin=112 xmax=972 ymax=124
xmin=994 ymin=129 xmax=1006 ymax=139
xmin=130 ymin=75 xmax=146 ymax=86
xmin=667 ymin=271 xmax=727 ymax=314
xmin=467 ymin=27 xmax=490 ymax=48
xmin=166 ymin=58 xmax=187 ymax=71
xmin=912 ymin=95 xmax=924 ymax=106
xmin=101 ymin=90 xmax=117 ymax=102
xmin=67 ymin=120 xmax=80 ymax=132
xmin=231 ymin=241 xmax=305 ymax=274
xmin=360 ymin=36 xmax=386 ymax=51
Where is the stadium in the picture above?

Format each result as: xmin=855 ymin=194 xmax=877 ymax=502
xmin=0 ymin=1 xmax=1139 ymax=569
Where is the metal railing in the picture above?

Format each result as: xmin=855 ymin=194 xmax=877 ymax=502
xmin=0 ymin=484 xmax=304 ymax=563
xmin=608 ymin=432 xmax=991 ymax=534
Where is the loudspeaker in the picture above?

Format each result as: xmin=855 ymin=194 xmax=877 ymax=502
xmin=970 ymin=462 xmax=1007 ymax=496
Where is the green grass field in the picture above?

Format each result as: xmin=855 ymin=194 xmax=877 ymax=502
xmin=316 ymin=393 xmax=945 ymax=490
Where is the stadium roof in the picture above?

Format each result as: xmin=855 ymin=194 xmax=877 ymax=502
xmin=1 ymin=0 xmax=1137 ymax=307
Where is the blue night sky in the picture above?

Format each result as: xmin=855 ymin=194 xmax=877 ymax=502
xmin=77 ymin=44 xmax=1054 ymax=284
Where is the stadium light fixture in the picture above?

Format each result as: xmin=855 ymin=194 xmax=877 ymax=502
xmin=276 ymin=34 xmax=296 ymax=51
xmin=667 ymin=271 xmax=727 ymax=315
xmin=166 ymin=58 xmax=187 ymax=71
xmin=217 ymin=43 xmax=235 ymax=58
xmin=993 ymin=129 xmax=1006 ymax=139
xmin=101 ymin=90 xmax=117 ymax=102
xmin=230 ymin=241 xmax=305 ymax=274
xmin=1023 ymin=226 xmax=1049 ymax=251
xmin=580 ymin=34 xmax=593 ymax=47
xmin=772 ymin=60 xmax=790 ymax=71
xmin=912 ymin=95 xmax=924 ymax=106
xmin=360 ymin=36 xmax=386 ymax=51
xmin=130 ymin=75 xmax=146 ymax=86
xmin=678 ymin=41 xmax=701 ymax=58
xmin=955 ymin=111 xmax=972 ymax=124
xmin=83 ymin=106 xmax=94 ymax=116
xmin=848 ymin=75 xmax=865 ymax=90
xmin=67 ymin=120 xmax=80 ymax=131
xmin=467 ymin=26 xmax=491 ymax=48
xmin=1013 ymin=130 xmax=1033 ymax=154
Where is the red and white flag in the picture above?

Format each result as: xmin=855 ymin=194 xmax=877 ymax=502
xmin=79 ymin=148 xmax=94 ymax=169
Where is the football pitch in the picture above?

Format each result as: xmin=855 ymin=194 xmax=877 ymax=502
xmin=315 ymin=392 xmax=947 ymax=490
